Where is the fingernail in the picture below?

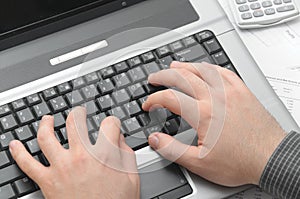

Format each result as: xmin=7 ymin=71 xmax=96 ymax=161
xmin=9 ymin=140 xmax=18 ymax=153
xmin=149 ymin=134 xmax=159 ymax=149
xmin=42 ymin=115 xmax=53 ymax=121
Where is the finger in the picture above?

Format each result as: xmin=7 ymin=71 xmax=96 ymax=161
xmin=148 ymin=68 xmax=210 ymax=100
xmin=142 ymin=89 xmax=202 ymax=130
xmin=119 ymin=135 xmax=138 ymax=172
xmin=37 ymin=115 xmax=65 ymax=163
xmin=171 ymin=61 xmax=224 ymax=87
xmin=9 ymin=140 xmax=48 ymax=184
xmin=66 ymin=107 xmax=91 ymax=151
xmin=97 ymin=116 xmax=121 ymax=148
xmin=148 ymin=133 xmax=200 ymax=169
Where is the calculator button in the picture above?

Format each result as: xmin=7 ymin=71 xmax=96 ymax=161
xmin=273 ymin=0 xmax=283 ymax=5
xmin=277 ymin=5 xmax=295 ymax=12
xmin=250 ymin=3 xmax=261 ymax=10
xmin=265 ymin=8 xmax=276 ymax=15
xmin=239 ymin=5 xmax=250 ymax=12
xmin=262 ymin=1 xmax=273 ymax=7
xmin=253 ymin=10 xmax=265 ymax=17
xmin=236 ymin=0 xmax=247 ymax=4
xmin=241 ymin=12 xmax=253 ymax=19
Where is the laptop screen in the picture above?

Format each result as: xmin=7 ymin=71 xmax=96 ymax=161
xmin=0 ymin=0 xmax=145 ymax=50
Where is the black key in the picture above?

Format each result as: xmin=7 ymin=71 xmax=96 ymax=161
xmin=174 ymin=45 xmax=206 ymax=62
xmin=84 ymin=72 xmax=99 ymax=84
xmin=112 ymin=73 xmax=131 ymax=89
xmin=112 ymin=89 xmax=130 ymax=105
xmin=212 ymin=51 xmax=229 ymax=66
xmin=13 ymin=177 xmax=36 ymax=197
xmin=196 ymin=31 xmax=214 ymax=43
xmin=42 ymin=88 xmax=58 ymax=100
xmin=108 ymin=107 xmax=127 ymax=121
xmin=97 ymin=95 xmax=115 ymax=111
xmin=11 ymin=99 xmax=27 ymax=111
xmin=55 ymin=131 xmax=62 ymax=143
xmin=158 ymin=184 xmax=192 ymax=199
xmin=99 ymin=66 xmax=115 ymax=79
xmin=92 ymin=113 xmax=106 ymax=129
xmin=144 ymin=84 xmax=166 ymax=94
xmin=156 ymin=46 xmax=172 ymax=58
xmin=123 ymin=118 xmax=141 ymax=135
xmin=163 ymin=119 xmax=180 ymax=136
xmin=90 ymin=132 xmax=98 ymax=144
xmin=30 ymin=121 xmax=40 ymax=134
xmin=143 ymin=62 xmax=161 ymax=75
xmin=49 ymin=96 xmax=68 ymax=113
xmin=0 ymin=164 xmax=24 ymax=186
xmin=114 ymin=62 xmax=129 ymax=74
xmin=137 ymin=113 xmax=151 ymax=127
xmin=63 ymin=143 xmax=69 ymax=149
xmin=64 ymin=109 xmax=72 ymax=118
xmin=33 ymin=102 xmax=51 ymax=119
xmin=0 ymin=184 xmax=16 ymax=199
xmin=125 ymin=131 xmax=148 ymax=150
xmin=146 ymin=125 xmax=163 ymax=137
xmin=128 ymin=83 xmax=146 ymax=100
xmin=182 ymin=36 xmax=197 ymax=47
xmin=141 ymin=52 xmax=156 ymax=63
xmin=98 ymin=79 xmax=115 ymax=95
xmin=39 ymin=153 xmax=50 ymax=166
xmin=59 ymin=127 xmax=68 ymax=143
xmin=87 ymin=119 xmax=95 ymax=133
xmin=138 ymin=96 xmax=148 ymax=106
xmin=127 ymin=57 xmax=142 ymax=68
xmin=16 ymin=108 xmax=35 ymax=125
xmin=26 ymin=94 xmax=42 ymax=106
xmin=124 ymin=101 xmax=142 ymax=117
xmin=53 ymin=113 xmax=65 ymax=128
xmin=71 ymin=77 xmax=86 ymax=89
xmin=81 ymin=84 xmax=100 ymax=100
xmin=14 ymin=125 xmax=34 ymax=141
xmin=127 ymin=67 xmax=146 ymax=83
xmin=203 ymin=39 xmax=221 ymax=54
xmin=57 ymin=82 xmax=72 ymax=95
xmin=0 ymin=105 xmax=11 ymax=117
xmin=65 ymin=90 xmax=84 ymax=106
xmin=158 ymin=56 xmax=174 ymax=70
xmin=170 ymin=41 xmax=184 ymax=52
xmin=26 ymin=139 xmax=40 ymax=154
xmin=82 ymin=101 xmax=98 ymax=116
xmin=0 ymin=151 xmax=10 ymax=168
xmin=0 ymin=115 xmax=18 ymax=131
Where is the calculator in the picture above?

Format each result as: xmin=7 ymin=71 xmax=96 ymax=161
xmin=229 ymin=0 xmax=300 ymax=29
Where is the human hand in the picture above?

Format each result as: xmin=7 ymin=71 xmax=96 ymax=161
xmin=143 ymin=61 xmax=287 ymax=187
xmin=9 ymin=107 xmax=140 ymax=199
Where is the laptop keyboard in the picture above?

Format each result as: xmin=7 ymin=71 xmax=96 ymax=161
xmin=0 ymin=30 xmax=237 ymax=198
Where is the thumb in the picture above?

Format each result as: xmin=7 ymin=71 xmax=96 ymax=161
xmin=148 ymin=133 xmax=199 ymax=168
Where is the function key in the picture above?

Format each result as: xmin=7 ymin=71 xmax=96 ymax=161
xmin=182 ymin=36 xmax=197 ymax=47
xmin=11 ymin=99 xmax=27 ymax=111
xmin=127 ymin=57 xmax=142 ymax=68
xmin=26 ymin=94 xmax=41 ymax=106
xmin=114 ymin=62 xmax=129 ymax=74
xmin=57 ymin=82 xmax=72 ymax=95
xmin=141 ymin=52 xmax=156 ymax=63
xmin=169 ymin=41 xmax=185 ymax=52
xmin=174 ymin=45 xmax=206 ymax=62
xmin=0 ymin=114 xmax=18 ymax=132
xmin=84 ymin=72 xmax=99 ymax=84
xmin=98 ymin=66 xmax=115 ymax=79
xmin=212 ymin=51 xmax=230 ymax=66
xmin=42 ymin=88 xmax=58 ymax=100
xmin=203 ymin=39 xmax=222 ymax=54
xmin=0 ymin=104 xmax=11 ymax=117
xmin=196 ymin=31 xmax=214 ymax=43
xmin=236 ymin=0 xmax=247 ymax=4
xmin=71 ymin=77 xmax=86 ymax=89
xmin=156 ymin=46 xmax=172 ymax=58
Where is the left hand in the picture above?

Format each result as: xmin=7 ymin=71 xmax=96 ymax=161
xmin=9 ymin=107 xmax=140 ymax=199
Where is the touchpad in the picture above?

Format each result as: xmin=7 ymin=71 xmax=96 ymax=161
xmin=139 ymin=160 xmax=193 ymax=199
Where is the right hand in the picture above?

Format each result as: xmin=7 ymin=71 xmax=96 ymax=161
xmin=143 ymin=61 xmax=287 ymax=187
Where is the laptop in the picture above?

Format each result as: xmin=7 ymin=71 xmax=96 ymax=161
xmin=0 ymin=0 xmax=299 ymax=198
